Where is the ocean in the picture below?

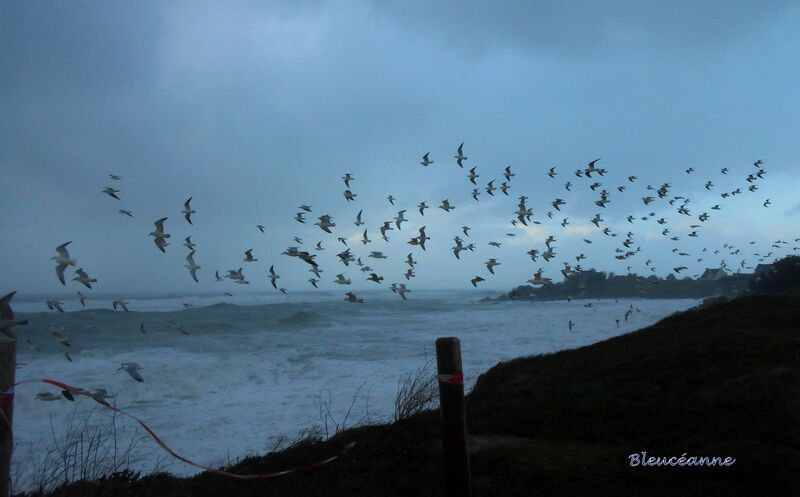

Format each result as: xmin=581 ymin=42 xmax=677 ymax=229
xmin=9 ymin=291 xmax=697 ymax=490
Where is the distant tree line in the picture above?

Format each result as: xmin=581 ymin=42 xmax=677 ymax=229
xmin=749 ymin=256 xmax=800 ymax=295
xmin=504 ymin=269 xmax=751 ymax=301
xmin=503 ymin=256 xmax=800 ymax=301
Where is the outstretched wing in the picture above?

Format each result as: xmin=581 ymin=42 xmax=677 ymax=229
xmin=56 ymin=241 xmax=72 ymax=258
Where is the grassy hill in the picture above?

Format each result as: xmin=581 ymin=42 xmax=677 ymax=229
xmin=21 ymin=294 xmax=800 ymax=496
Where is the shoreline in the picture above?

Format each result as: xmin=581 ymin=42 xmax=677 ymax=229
xmin=15 ymin=293 xmax=800 ymax=496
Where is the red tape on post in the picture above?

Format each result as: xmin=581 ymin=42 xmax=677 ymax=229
xmin=10 ymin=378 xmax=357 ymax=480
xmin=435 ymin=372 xmax=464 ymax=385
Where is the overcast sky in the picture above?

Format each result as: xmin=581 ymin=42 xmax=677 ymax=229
xmin=2 ymin=1 xmax=799 ymax=296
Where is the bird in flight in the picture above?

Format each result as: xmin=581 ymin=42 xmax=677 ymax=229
xmin=268 ymin=265 xmax=279 ymax=289
xmin=343 ymin=173 xmax=354 ymax=188
xmin=182 ymin=197 xmax=195 ymax=225
xmin=52 ymin=242 xmax=76 ymax=285
xmin=72 ymin=268 xmax=97 ymax=289
xmin=148 ymin=218 xmax=170 ymax=253
xmin=102 ymin=187 xmax=121 ymax=200
xmin=119 ymin=362 xmax=144 ymax=382
xmin=468 ymin=167 xmax=479 ymax=185
xmin=185 ymin=251 xmax=201 ymax=283
xmin=455 ymin=143 xmax=467 ymax=167
xmin=345 ymin=292 xmax=364 ymax=303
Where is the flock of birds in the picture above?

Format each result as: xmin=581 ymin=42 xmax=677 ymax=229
xmin=2 ymin=145 xmax=798 ymax=387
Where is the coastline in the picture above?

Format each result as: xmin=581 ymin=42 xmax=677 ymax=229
xmin=18 ymin=293 xmax=800 ymax=496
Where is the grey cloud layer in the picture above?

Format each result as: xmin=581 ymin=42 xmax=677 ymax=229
xmin=1 ymin=1 xmax=798 ymax=294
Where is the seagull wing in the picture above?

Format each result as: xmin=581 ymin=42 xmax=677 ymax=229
xmin=55 ymin=264 xmax=67 ymax=285
xmin=0 ymin=291 xmax=16 ymax=320
xmin=154 ymin=217 xmax=167 ymax=231
xmin=56 ymin=241 xmax=72 ymax=258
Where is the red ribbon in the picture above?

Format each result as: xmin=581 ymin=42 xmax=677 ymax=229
xmin=0 ymin=392 xmax=13 ymax=408
xmin=30 ymin=378 xmax=356 ymax=480
xmin=436 ymin=372 xmax=464 ymax=385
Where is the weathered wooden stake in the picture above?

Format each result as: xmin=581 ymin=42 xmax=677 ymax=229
xmin=0 ymin=338 xmax=15 ymax=497
xmin=435 ymin=337 xmax=471 ymax=497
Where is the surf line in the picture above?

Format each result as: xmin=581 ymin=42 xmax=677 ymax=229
xmin=4 ymin=378 xmax=356 ymax=480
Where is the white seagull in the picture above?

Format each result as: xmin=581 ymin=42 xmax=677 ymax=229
xmin=118 ymin=362 xmax=144 ymax=382
xmin=52 ymin=242 xmax=76 ymax=285
xmin=46 ymin=300 xmax=65 ymax=313
xmin=112 ymin=300 xmax=130 ymax=312
xmin=185 ymin=251 xmax=201 ymax=283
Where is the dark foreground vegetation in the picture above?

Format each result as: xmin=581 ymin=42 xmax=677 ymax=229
xmin=16 ymin=291 xmax=799 ymax=497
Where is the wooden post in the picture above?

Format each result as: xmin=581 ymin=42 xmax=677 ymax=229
xmin=0 ymin=338 xmax=15 ymax=497
xmin=435 ymin=337 xmax=471 ymax=497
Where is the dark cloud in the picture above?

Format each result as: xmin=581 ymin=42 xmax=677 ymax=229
xmin=367 ymin=0 xmax=799 ymax=58
xmin=0 ymin=1 xmax=162 ymax=99
xmin=0 ymin=2 xmax=798 ymax=294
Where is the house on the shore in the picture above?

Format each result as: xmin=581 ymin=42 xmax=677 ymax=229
xmin=700 ymin=267 xmax=727 ymax=281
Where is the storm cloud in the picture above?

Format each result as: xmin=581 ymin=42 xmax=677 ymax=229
xmin=1 ymin=1 xmax=798 ymax=296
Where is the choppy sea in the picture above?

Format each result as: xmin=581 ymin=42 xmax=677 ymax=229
xmin=9 ymin=290 xmax=697 ymax=491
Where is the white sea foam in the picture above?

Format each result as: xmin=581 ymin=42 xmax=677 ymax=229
xmin=10 ymin=291 xmax=696 ymax=490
